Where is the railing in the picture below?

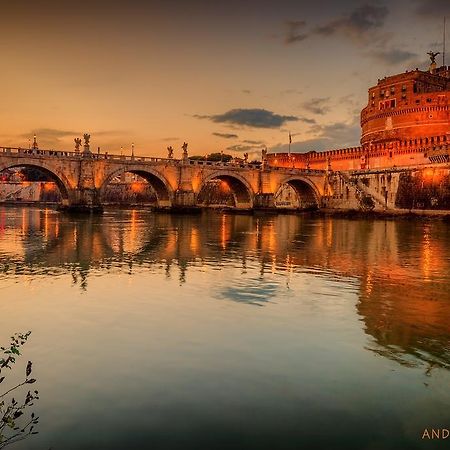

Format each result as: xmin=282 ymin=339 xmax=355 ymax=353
xmin=0 ymin=146 xmax=176 ymax=163
xmin=0 ymin=145 xmax=327 ymax=174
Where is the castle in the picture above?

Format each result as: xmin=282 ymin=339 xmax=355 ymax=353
xmin=268 ymin=55 xmax=449 ymax=171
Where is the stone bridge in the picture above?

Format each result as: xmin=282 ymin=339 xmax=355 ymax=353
xmin=0 ymin=147 xmax=328 ymax=212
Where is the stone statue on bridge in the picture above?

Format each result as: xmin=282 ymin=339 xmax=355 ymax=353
xmin=261 ymin=148 xmax=268 ymax=169
xmin=182 ymin=142 xmax=188 ymax=160
xmin=243 ymin=152 xmax=248 ymax=163
xmin=167 ymin=146 xmax=174 ymax=159
xmin=83 ymin=133 xmax=91 ymax=155
xmin=74 ymin=138 xmax=82 ymax=153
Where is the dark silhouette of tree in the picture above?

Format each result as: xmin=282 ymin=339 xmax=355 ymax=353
xmin=0 ymin=332 xmax=39 ymax=448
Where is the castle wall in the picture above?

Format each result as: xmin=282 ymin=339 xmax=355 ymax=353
xmin=268 ymin=66 xmax=449 ymax=173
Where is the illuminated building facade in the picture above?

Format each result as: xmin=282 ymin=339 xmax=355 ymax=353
xmin=268 ymin=60 xmax=449 ymax=171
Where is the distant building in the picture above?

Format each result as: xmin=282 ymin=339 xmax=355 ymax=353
xmin=268 ymin=60 xmax=449 ymax=170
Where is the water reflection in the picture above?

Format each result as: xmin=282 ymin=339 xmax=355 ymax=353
xmin=0 ymin=206 xmax=449 ymax=372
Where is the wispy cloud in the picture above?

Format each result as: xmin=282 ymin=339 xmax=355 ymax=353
xmin=19 ymin=128 xmax=79 ymax=149
xmin=314 ymin=4 xmax=388 ymax=44
xmin=161 ymin=137 xmax=179 ymax=142
xmin=367 ymin=48 xmax=418 ymax=65
xmin=213 ymin=132 xmax=239 ymax=139
xmin=284 ymin=20 xmax=308 ymax=44
xmin=195 ymin=108 xmax=299 ymax=129
xmin=284 ymin=4 xmax=389 ymax=46
xmin=242 ymin=139 xmax=265 ymax=145
xmin=227 ymin=142 xmax=266 ymax=153
xmin=20 ymin=128 xmax=78 ymax=139
xmin=271 ymin=120 xmax=360 ymax=154
xmin=302 ymin=97 xmax=331 ymax=115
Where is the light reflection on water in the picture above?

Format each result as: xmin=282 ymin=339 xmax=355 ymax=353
xmin=0 ymin=206 xmax=449 ymax=450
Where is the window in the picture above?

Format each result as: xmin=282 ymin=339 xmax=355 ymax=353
xmin=402 ymin=84 xmax=407 ymax=91
xmin=390 ymin=99 xmax=396 ymax=108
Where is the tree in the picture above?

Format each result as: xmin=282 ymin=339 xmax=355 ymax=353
xmin=0 ymin=332 xmax=39 ymax=448
xmin=189 ymin=153 xmax=233 ymax=162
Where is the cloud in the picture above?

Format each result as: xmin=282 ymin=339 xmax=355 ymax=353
xmin=212 ymin=132 xmax=238 ymax=139
xmin=242 ymin=89 xmax=251 ymax=94
xmin=284 ymin=20 xmax=308 ymax=44
xmin=242 ymin=139 xmax=265 ymax=145
xmin=314 ymin=4 xmax=388 ymax=43
xmin=367 ymin=48 xmax=418 ymax=65
xmin=94 ymin=130 xmax=130 ymax=137
xmin=283 ymin=4 xmax=389 ymax=47
xmin=227 ymin=141 xmax=266 ymax=153
xmin=271 ymin=120 xmax=360 ymax=154
xmin=20 ymin=128 xmax=78 ymax=139
xmin=19 ymin=128 xmax=79 ymax=149
xmin=195 ymin=108 xmax=299 ymax=129
xmin=161 ymin=137 xmax=179 ymax=141
xmin=302 ymin=97 xmax=331 ymax=115
xmin=226 ymin=144 xmax=255 ymax=153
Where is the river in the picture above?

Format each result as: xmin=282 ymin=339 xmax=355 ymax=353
xmin=0 ymin=207 xmax=449 ymax=449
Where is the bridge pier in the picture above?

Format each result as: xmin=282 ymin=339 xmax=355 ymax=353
xmin=170 ymin=190 xmax=201 ymax=213
xmin=254 ymin=193 xmax=276 ymax=210
xmin=60 ymin=188 xmax=103 ymax=214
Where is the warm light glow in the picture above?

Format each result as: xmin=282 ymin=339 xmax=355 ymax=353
xmin=131 ymin=181 xmax=145 ymax=193
xmin=44 ymin=182 xmax=55 ymax=191
xmin=423 ymin=168 xmax=434 ymax=181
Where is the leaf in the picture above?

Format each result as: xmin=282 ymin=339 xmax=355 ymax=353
xmin=26 ymin=361 xmax=32 ymax=377
xmin=0 ymin=377 xmax=4 ymax=384
xmin=26 ymin=378 xmax=36 ymax=384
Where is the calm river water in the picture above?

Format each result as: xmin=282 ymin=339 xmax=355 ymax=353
xmin=0 ymin=207 xmax=449 ymax=450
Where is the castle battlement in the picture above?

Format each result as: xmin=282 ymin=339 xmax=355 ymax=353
xmin=268 ymin=61 xmax=450 ymax=171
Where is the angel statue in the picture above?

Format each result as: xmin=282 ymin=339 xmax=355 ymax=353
xmin=427 ymin=51 xmax=440 ymax=64
xmin=167 ymin=146 xmax=174 ymax=159
xmin=82 ymin=133 xmax=91 ymax=154
xmin=261 ymin=147 xmax=267 ymax=160
xmin=182 ymin=142 xmax=188 ymax=159
xmin=243 ymin=152 xmax=249 ymax=163
xmin=74 ymin=137 xmax=82 ymax=152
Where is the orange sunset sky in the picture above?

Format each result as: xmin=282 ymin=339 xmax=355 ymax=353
xmin=0 ymin=0 xmax=447 ymax=159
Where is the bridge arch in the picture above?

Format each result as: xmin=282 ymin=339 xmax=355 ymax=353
xmin=99 ymin=166 xmax=174 ymax=208
xmin=0 ymin=162 xmax=71 ymax=203
xmin=197 ymin=170 xmax=254 ymax=209
xmin=274 ymin=176 xmax=321 ymax=210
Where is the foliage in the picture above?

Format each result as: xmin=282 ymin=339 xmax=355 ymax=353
xmin=0 ymin=332 xmax=39 ymax=448
xmin=190 ymin=153 xmax=233 ymax=162
xmin=207 ymin=153 xmax=233 ymax=162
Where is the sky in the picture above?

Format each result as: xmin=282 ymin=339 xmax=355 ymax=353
xmin=0 ymin=0 xmax=448 ymax=159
